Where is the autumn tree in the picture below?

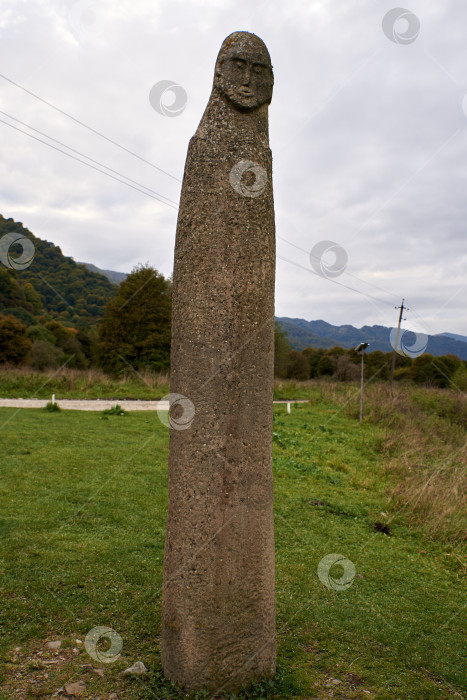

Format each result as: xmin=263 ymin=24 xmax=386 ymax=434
xmin=0 ymin=314 xmax=32 ymax=365
xmin=98 ymin=264 xmax=172 ymax=375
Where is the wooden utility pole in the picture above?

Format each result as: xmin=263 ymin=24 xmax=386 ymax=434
xmin=390 ymin=299 xmax=405 ymax=393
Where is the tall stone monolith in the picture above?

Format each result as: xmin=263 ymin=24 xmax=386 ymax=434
xmin=162 ymin=31 xmax=276 ymax=693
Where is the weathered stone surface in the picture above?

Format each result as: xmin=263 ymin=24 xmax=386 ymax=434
xmin=161 ymin=31 xmax=276 ymax=692
xmin=64 ymin=680 xmax=86 ymax=697
xmin=46 ymin=640 xmax=62 ymax=650
xmin=120 ymin=661 xmax=148 ymax=676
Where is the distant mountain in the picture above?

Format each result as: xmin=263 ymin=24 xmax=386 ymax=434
xmin=440 ymin=332 xmax=467 ymax=344
xmin=0 ymin=215 xmax=117 ymax=327
xmin=276 ymin=317 xmax=467 ymax=361
xmin=78 ymin=262 xmax=127 ymax=286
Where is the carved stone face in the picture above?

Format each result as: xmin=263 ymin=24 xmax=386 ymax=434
xmin=214 ymin=33 xmax=273 ymax=111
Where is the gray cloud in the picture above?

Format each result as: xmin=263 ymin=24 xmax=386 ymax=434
xmin=1 ymin=0 xmax=466 ymax=336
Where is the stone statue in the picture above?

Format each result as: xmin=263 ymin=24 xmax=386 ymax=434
xmin=161 ymin=31 xmax=276 ymax=693
xmin=213 ymin=32 xmax=273 ymax=112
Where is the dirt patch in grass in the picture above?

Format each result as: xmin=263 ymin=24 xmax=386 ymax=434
xmin=1 ymin=637 xmax=141 ymax=699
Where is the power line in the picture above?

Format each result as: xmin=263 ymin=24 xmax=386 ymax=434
xmin=0 ymin=72 xmax=411 ymax=316
xmin=0 ymin=122 xmax=402 ymax=312
xmin=278 ymin=234 xmax=401 ymax=302
xmin=277 ymin=253 xmax=395 ymax=306
xmin=0 ymin=108 xmax=397 ymax=310
xmin=0 ymin=117 xmax=179 ymax=209
xmin=2 ymin=112 xmax=413 ymax=323
xmin=0 ymin=110 xmax=178 ymax=208
xmin=0 ymin=71 xmax=182 ymax=184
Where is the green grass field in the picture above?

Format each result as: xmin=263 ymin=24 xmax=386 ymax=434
xmin=0 ymin=384 xmax=466 ymax=699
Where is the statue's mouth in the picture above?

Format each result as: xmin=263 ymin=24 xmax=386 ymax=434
xmin=238 ymin=88 xmax=254 ymax=96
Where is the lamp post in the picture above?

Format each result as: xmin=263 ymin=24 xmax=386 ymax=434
xmin=355 ymin=342 xmax=369 ymax=424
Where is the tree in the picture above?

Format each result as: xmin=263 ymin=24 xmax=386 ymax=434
xmin=77 ymin=327 xmax=99 ymax=366
xmin=316 ymin=346 xmax=346 ymax=376
xmin=452 ymin=361 xmax=467 ymax=391
xmin=302 ymin=347 xmax=325 ymax=378
xmin=333 ymin=354 xmax=360 ymax=382
xmin=27 ymin=324 xmax=57 ymax=345
xmin=274 ymin=322 xmax=291 ymax=378
xmin=23 ymin=283 xmax=42 ymax=313
xmin=28 ymin=341 xmax=65 ymax=370
xmin=287 ymin=350 xmax=310 ymax=380
xmin=411 ymin=353 xmax=460 ymax=388
xmin=0 ymin=314 xmax=32 ymax=365
xmin=44 ymin=320 xmax=88 ymax=368
xmin=360 ymin=350 xmax=391 ymax=381
xmin=0 ymin=267 xmax=27 ymax=309
xmin=98 ymin=264 xmax=172 ymax=375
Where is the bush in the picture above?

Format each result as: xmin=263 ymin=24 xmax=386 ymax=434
xmin=393 ymin=367 xmax=412 ymax=382
xmin=27 ymin=324 xmax=57 ymax=345
xmin=287 ymin=350 xmax=310 ymax=380
xmin=28 ymin=340 xmax=65 ymax=370
xmin=451 ymin=364 xmax=467 ymax=391
xmin=316 ymin=346 xmax=346 ymax=377
xmin=0 ymin=314 xmax=32 ymax=365
xmin=102 ymin=404 xmax=128 ymax=416
xmin=0 ymin=306 xmax=36 ymax=327
xmin=364 ymin=350 xmax=392 ymax=381
xmin=411 ymin=353 xmax=460 ymax=388
xmin=302 ymin=347 xmax=326 ymax=378
xmin=59 ymin=336 xmax=89 ymax=369
xmin=333 ymin=354 xmax=360 ymax=382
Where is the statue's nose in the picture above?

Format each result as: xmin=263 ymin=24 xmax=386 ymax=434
xmin=242 ymin=65 xmax=252 ymax=84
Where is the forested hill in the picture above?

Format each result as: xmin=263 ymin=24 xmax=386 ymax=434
xmin=277 ymin=317 xmax=467 ymax=361
xmin=78 ymin=262 xmax=127 ymax=286
xmin=0 ymin=215 xmax=117 ymax=328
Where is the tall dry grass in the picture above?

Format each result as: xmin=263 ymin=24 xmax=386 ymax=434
xmin=373 ymin=386 xmax=466 ymax=544
xmin=305 ymin=380 xmax=467 ymax=543
xmin=0 ymin=365 xmax=170 ymax=399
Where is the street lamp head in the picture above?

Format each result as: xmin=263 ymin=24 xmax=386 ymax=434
xmin=355 ymin=342 xmax=370 ymax=353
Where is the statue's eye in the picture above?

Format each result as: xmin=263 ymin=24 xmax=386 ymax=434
xmin=253 ymin=65 xmax=265 ymax=74
xmin=234 ymin=60 xmax=245 ymax=68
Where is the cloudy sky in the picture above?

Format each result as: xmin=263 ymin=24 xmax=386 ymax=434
xmin=1 ymin=0 xmax=466 ymax=338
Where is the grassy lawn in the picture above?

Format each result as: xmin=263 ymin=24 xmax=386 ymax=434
xmin=0 ymin=389 xmax=465 ymax=699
